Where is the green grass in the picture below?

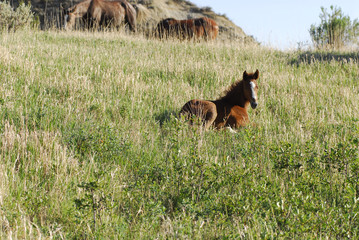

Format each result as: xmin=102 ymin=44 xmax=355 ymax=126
xmin=0 ymin=30 xmax=358 ymax=239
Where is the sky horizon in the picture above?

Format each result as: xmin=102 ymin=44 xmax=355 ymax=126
xmin=190 ymin=0 xmax=359 ymax=50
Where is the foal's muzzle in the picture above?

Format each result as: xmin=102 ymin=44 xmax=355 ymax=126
xmin=251 ymin=101 xmax=258 ymax=109
xmin=64 ymin=16 xmax=68 ymax=28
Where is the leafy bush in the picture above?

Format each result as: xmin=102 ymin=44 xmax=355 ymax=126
xmin=310 ymin=5 xmax=359 ymax=49
xmin=0 ymin=1 xmax=34 ymax=31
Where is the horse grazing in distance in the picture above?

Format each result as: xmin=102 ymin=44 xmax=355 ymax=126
xmin=180 ymin=70 xmax=259 ymax=130
xmin=62 ymin=0 xmax=137 ymax=32
xmin=155 ymin=17 xmax=219 ymax=40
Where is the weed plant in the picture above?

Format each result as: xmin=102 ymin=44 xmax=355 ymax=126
xmin=0 ymin=30 xmax=358 ymax=238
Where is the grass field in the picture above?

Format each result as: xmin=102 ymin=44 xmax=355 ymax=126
xmin=0 ymin=30 xmax=358 ymax=239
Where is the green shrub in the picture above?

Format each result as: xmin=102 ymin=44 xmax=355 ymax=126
xmin=0 ymin=1 xmax=34 ymax=31
xmin=310 ymin=5 xmax=359 ymax=49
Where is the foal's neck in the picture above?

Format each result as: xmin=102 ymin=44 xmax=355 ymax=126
xmin=218 ymin=80 xmax=249 ymax=108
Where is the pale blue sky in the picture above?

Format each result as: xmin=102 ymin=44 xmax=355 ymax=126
xmin=191 ymin=0 xmax=359 ymax=49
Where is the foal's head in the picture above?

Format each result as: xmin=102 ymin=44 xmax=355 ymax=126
xmin=62 ymin=6 xmax=77 ymax=30
xmin=62 ymin=0 xmax=90 ymax=30
xmin=242 ymin=69 xmax=259 ymax=109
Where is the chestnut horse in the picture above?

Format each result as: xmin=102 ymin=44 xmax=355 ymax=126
xmin=63 ymin=0 xmax=136 ymax=32
xmin=180 ymin=70 xmax=259 ymax=129
xmin=155 ymin=17 xmax=219 ymax=40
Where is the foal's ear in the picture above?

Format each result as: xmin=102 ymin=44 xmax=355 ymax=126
xmin=243 ymin=70 xmax=248 ymax=79
xmin=253 ymin=69 xmax=259 ymax=79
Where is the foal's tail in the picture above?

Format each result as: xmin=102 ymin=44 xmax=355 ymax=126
xmin=122 ymin=1 xmax=137 ymax=32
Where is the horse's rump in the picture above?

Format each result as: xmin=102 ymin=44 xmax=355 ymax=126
xmin=193 ymin=17 xmax=218 ymax=40
xmin=179 ymin=99 xmax=217 ymax=128
xmin=156 ymin=17 xmax=218 ymax=40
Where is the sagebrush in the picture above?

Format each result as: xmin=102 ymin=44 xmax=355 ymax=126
xmin=0 ymin=1 xmax=33 ymax=31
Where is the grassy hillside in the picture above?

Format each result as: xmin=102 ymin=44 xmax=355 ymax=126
xmin=10 ymin=0 xmax=253 ymax=42
xmin=0 ymin=30 xmax=358 ymax=239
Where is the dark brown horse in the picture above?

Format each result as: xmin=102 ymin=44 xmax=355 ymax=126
xmin=63 ymin=0 xmax=137 ymax=32
xmin=155 ymin=17 xmax=219 ymax=40
xmin=180 ymin=70 xmax=259 ymax=129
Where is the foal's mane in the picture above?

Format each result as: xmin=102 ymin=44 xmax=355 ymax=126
xmin=217 ymin=79 xmax=244 ymax=101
